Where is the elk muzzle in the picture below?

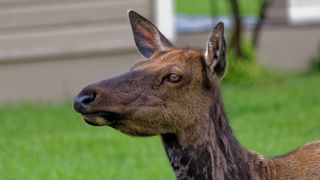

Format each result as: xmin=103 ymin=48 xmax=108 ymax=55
xmin=73 ymin=70 xmax=149 ymax=128
xmin=74 ymin=84 xmax=124 ymax=127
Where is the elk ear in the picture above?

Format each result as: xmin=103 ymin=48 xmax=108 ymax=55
xmin=205 ymin=22 xmax=227 ymax=81
xmin=128 ymin=10 xmax=173 ymax=58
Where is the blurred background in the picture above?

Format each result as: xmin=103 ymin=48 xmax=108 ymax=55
xmin=1 ymin=0 xmax=319 ymax=179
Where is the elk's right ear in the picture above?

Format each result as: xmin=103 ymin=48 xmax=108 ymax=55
xmin=128 ymin=10 xmax=173 ymax=58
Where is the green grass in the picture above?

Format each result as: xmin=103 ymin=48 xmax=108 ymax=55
xmin=0 ymin=104 xmax=172 ymax=180
xmin=223 ymin=72 xmax=320 ymax=155
xmin=176 ymin=0 xmax=260 ymax=16
xmin=1 ymin=72 xmax=320 ymax=179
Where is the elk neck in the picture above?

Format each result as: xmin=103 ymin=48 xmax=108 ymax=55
xmin=161 ymin=87 xmax=262 ymax=180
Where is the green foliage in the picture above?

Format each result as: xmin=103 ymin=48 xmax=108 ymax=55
xmin=176 ymin=0 xmax=260 ymax=16
xmin=311 ymin=44 xmax=320 ymax=72
xmin=222 ymin=73 xmax=320 ymax=156
xmin=224 ymin=43 xmax=265 ymax=84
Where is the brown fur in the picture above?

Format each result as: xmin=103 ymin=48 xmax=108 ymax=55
xmin=74 ymin=11 xmax=320 ymax=180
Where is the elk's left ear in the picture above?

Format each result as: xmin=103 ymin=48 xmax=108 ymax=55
xmin=205 ymin=22 xmax=227 ymax=81
xmin=128 ymin=10 xmax=173 ymax=58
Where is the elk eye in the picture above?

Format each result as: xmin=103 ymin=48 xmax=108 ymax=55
xmin=165 ymin=73 xmax=181 ymax=83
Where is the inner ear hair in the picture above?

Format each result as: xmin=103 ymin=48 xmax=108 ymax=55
xmin=128 ymin=10 xmax=173 ymax=59
xmin=205 ymin=22 xmax=227 ymax=79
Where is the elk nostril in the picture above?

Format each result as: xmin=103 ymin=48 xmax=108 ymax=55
xmin=79 ymin=93 xmax=96 ymax=106
xmin=74 ymin=91 xmax=96 ymax=113
xmin=81 ymin=94 xmax=95 ymax=105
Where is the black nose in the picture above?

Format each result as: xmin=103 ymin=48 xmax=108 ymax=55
xmin=74 ymin=90 xmax=96 ymax=113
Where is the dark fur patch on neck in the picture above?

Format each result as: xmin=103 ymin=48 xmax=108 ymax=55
xmin=162 ymin=134 xmax=213 ymax=180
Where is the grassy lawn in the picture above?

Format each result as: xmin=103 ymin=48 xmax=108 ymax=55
xmin=1 ymin=72 xmax=320 ymax=179
xmin=176 ymin=0 xmax=260 ymax=16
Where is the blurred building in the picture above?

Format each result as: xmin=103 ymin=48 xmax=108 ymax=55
xmin=258 ymin=0 xmax=320 ymax=72
xmin=0 ymin=0 xmax=319 ymax=102
xmin=0 ymin=0 xmax=153 ymax=103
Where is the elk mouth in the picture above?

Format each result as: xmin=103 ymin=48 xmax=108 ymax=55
xmin=81 ymin=112 xmax=123 ymax=126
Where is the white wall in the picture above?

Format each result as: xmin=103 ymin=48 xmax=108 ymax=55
xmin=154 ymin=0 xmax=176 ymax=41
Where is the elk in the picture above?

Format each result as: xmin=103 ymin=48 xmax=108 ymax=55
xmin=74 ymin=10 xmax=320 ymax=180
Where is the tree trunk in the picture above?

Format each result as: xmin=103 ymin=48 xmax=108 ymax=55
xmin=229 ymin=0 xmax=243 ymax=58
xmin=252 ymin=0 xmax=272 ymax=49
